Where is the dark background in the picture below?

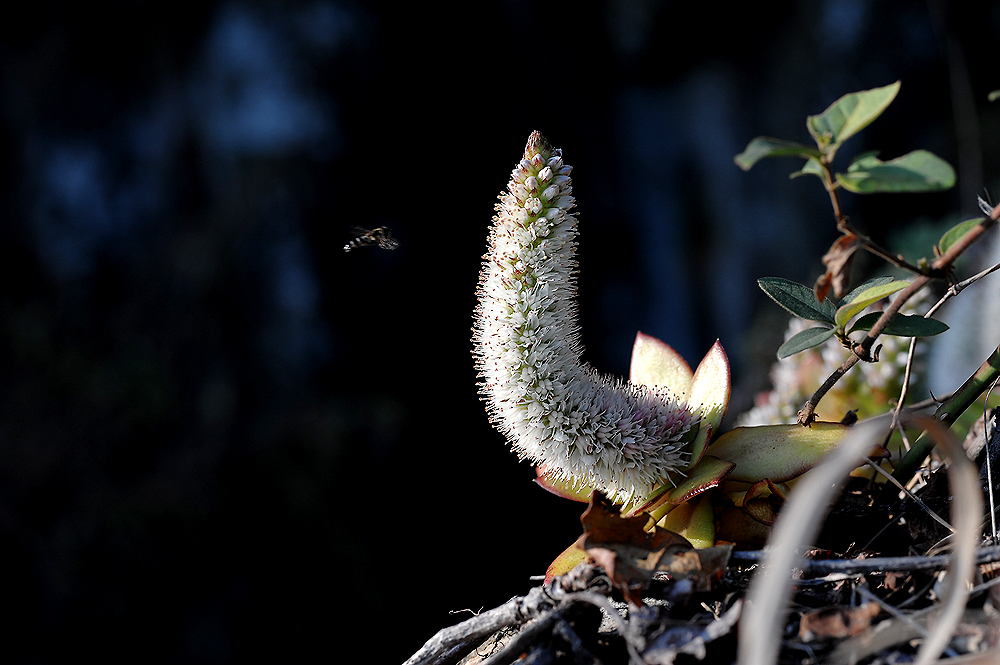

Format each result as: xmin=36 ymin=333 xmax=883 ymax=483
xmin=1 ymin=1 xmax=998 ymax=663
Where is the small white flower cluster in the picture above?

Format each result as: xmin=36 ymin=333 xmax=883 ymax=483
xmin=474 ymin=132 xmax=694 ymax=505
xmin=738 ymin=290 xmax=928 ymax=426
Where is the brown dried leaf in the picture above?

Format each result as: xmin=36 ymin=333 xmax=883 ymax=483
xmin=815 ymin=234 xmax=862 ymax=301
xmin=799 ymin=603 xmax=881 ymax=641
xmin=576 ymin=492 xmax=731 ymax=604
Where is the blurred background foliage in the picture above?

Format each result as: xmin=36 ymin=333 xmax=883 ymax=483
xmin=0 ymin=1 xmax=998 ymax=662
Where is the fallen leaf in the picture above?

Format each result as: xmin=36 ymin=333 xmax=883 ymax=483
xmin=576 ymin=492 xmax=732 ymax=604
xmin=799 ymin=603 xmax=881 ymax=641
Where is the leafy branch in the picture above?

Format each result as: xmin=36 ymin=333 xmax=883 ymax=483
xmin=737 ymin=82 xmax=956 ymax=301
xmin=795 ymin=209 xmax=997 ymax=427
xmin=735 ymin=81 xmax=996 ymax=426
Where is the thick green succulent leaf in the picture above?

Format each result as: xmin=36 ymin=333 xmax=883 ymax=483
xmin=686 ymin=422 xmax=713 ymax=471
xmin=629 ymin=331 xmax=693 ymax=397
xmin=734 ymin=137 xmax=824 ymax=171
xmin=758 ymin=277 xmax=837 ymax=324
xmin=938 ymin=217 xmax=986 ymax=255
xmin=847 ymin=311 xmax=949 ymax=337
xmin=658 ymin=493 xmax=715 ymax=549
xmin=686 ymin=340 xmax=731 ymax=442
xmin=545 ymin=541 xmax=590 ymax=582
xmin=807 ymin=81 xmax=900 ymax=153
xmin=534 ymin=466 xmax=596 ymax=503
xmin=707 ymin=423 xmax=850 ymax=483
xmin=777 ymin=326 xmax=836 ymax=359
xmin=835 ymin=150 xmax=956 ymax=193
xmin=834 ymin=280 xmax=910 ymax=330
xmin=636 ymin=455 xmax=735 ymax=522
xmin=664 ymin=455 xmax=735 ymax=506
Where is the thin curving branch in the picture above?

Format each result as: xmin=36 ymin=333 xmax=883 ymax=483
xmin=797 ymin=199 xmax=1000 ymax=426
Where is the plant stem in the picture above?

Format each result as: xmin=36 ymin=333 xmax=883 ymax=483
xmin=877 ymin=344 xmax=1000 ymax=503
xmin=797 ymin=200 xmax=1000 ymax=426
xmin=823 ymin=165 xmax=930 ymax=276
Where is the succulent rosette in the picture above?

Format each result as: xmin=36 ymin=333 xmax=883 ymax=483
xmin=474 ymin=133 xmax=853 ymax=575
xmin=474 ymin=132 xmax=732 ymax=508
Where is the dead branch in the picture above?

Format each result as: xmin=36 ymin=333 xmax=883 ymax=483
xmin=403 ymin=564 xmax=612 ymax=665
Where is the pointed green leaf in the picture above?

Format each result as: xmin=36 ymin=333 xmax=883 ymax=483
xmin=834 ymin=280 xmax=910 ymax=329
xmin=545 ymin=542 xmax=589 ymax=582
xmin=658 ymin=493 xmax=715 ymax=549
xmin=637 ymin=455 xmax=735 ymax=522
xmin=535 ymin=466 xmax=596 ymax=503
xmin=629 ymin=331 xmax=693 ymax=396
xmin=687 ymin=340 xmax=731 ymax=440
xmin=847 ymin=311 xmax=949 ymax=337
xmin=735 ymin=137 xmax=824 ymax=171
xmin=789 ymin=156 xmax=826 ymax=180
xmin=938 ymin=217 xmax=985 ymax=255
xmin=758 ymin=277 xmax=837 ymax=324
xmin=777 ymin=326 xmax=836 ymax=359
xmin=807 ymin=81 xmax=900 ymax=153
xmin=662 ymin=455 xmax=735 ymax=506
xmin=836 ymin=150 xmax=955 ymax=193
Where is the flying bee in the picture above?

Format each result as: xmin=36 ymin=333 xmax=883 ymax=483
xmin=343 ymin=226 xmax=400 ymax=252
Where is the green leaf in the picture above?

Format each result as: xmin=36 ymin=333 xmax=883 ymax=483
xmin=938 ymin=217 xmax=985 ymax=255
xmin=789 ymin=156 xmax=826 ymax=181
xmin=707 ymin=423 xmax=850 ymax=483
xmin=777 ymin=326 xmax=836 ymax=359
xmin=835 ymin=150 xmax=956 ymax=193
xmin=658 ymin=493 xmax=715 ymax=549
xmin=834 ymin=280 xmax=910 ymax=329
xmin=629 ymin=332 xmax=693 ymax=395
xmin=685 ymin=340 xmax=731 ymax=466
xmin=839 ymin=276 xmax=896 ymax=305
xmin=757 ymin=277 xmax=837 ymax=324
xmin=848 ymin=312 xmax=949 ymax=337
xmin=734 ymin=137 xmax=824 ymax=171
xmin=989 ymin=90 xmax=1000 ymax=103
xmin=807 ymin=81 xmax=900 ymax=153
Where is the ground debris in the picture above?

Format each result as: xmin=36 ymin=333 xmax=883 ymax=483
xmin=405 ymin=542 xmax=1000 ymax=665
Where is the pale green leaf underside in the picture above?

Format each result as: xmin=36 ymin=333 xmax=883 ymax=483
xmin=734 ymin=137 xmax=823 ymax=171
xmin=790 ymin=157 xmax=825 ymax=180
xmin=839 ymin=276 xmax=895 ymax=305
xmin=836 ymin=150 xmax=955 ymax=193
xmin=834 ymin=280 xmax=910 ymax=330
xmin=807 ymin=81 xmax=900 ymax=151
xmin=938 ymin=217 xmax=985 ymax=255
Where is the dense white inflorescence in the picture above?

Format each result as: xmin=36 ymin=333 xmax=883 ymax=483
xmin=473 ymin=131 xmax=694 ymax=505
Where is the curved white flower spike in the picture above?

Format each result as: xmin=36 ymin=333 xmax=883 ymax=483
xmin=474 ymin=132 xmax=721 ymax=506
